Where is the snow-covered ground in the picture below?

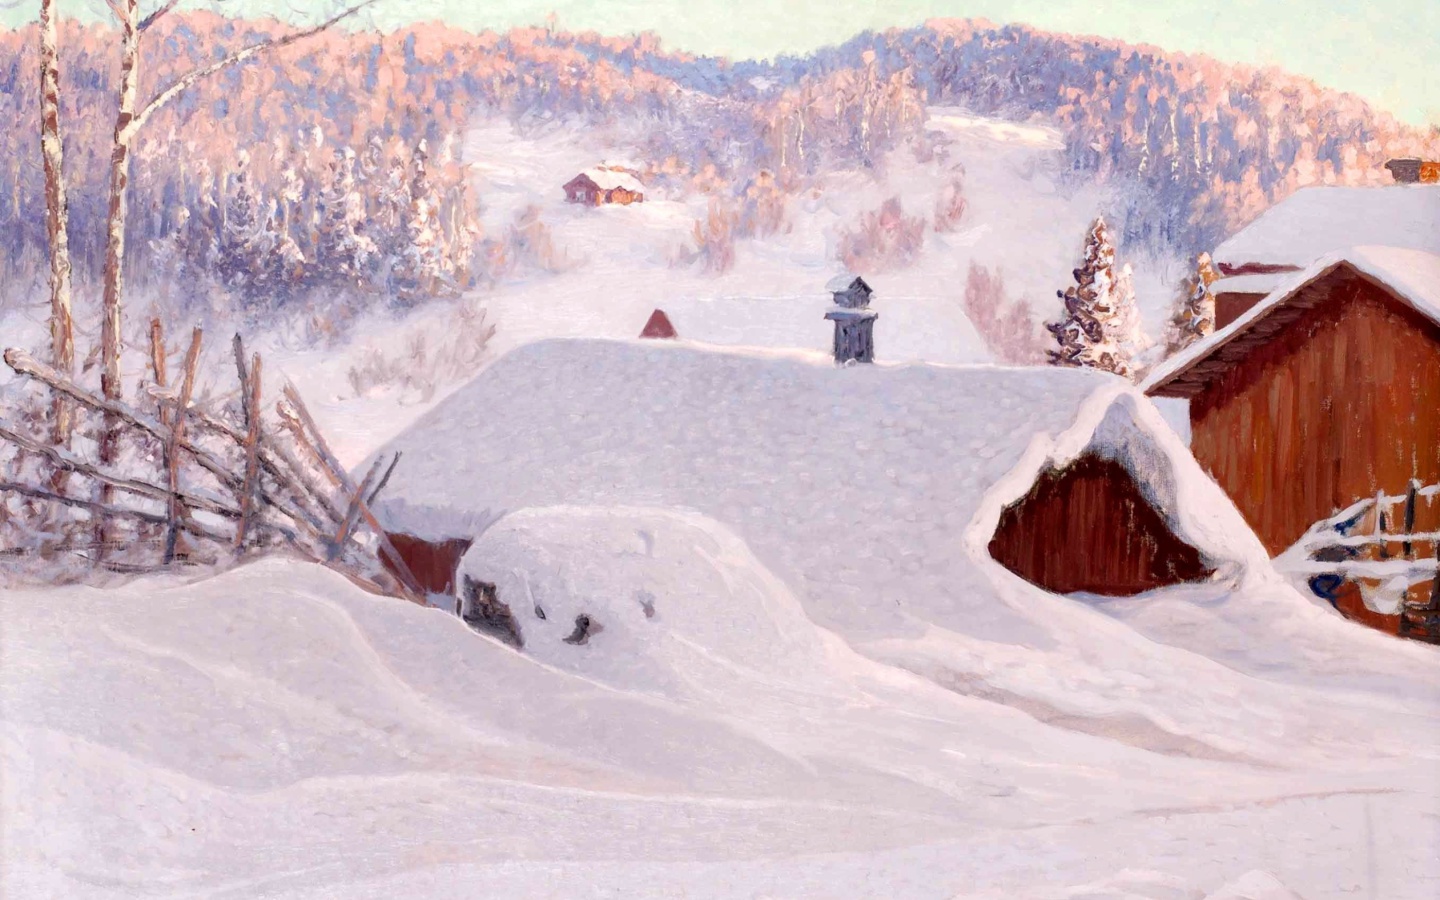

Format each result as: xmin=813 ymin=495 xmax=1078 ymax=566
xmin=6 ymin=338 xmax=1436 ymax=898
xmin=5 ymin=539 xmax=1438 ymax=897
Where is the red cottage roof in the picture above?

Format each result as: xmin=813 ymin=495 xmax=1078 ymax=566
xmin=639 ymin=309 xmax=678 ymax=339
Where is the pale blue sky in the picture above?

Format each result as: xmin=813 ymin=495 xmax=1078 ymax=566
xmin=27 ymin=0 xmax=1440 ymax=125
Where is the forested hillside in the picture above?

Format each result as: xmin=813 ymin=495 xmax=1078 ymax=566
xmin=0 ymin=13 xmax=1433 ymax=330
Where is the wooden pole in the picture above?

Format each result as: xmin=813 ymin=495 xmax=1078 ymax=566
xmin=366 ymin=451 xmax=401 ymax=506
xmin=0 ymin=480 xmax=229 ymax=543
xmin=330 ymin=456 xmax=385 ymax=562
xmin=163 ymin=327 xmax=203 ymax=563
xmin=233 ymin=346 xmax=265 ymax=552
xmin=3 ymin=349 xmax=328 ymax=544
xmin=149 ymin=317 xmax=169 ymax=425
xmin=0 ymin=421 xmax=241 ymax=520
xmin=278 ymin=383 xmax=426 ymax=603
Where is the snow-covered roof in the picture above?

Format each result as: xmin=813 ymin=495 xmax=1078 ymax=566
xmin=1146 ymin=246 xmax=1440 ymax=397
xmin=825 ymin=273 xmax=866 ymax=293
xmin=1209 ymin=272 xmax=1286 ymax=296
xmin=568 ymin=167 xmax=646 ymax=194
xmin=371 ymin=339 xmax=1264 ymax=639
xmin=1213 ymin=185 xmax=1440 ymax=271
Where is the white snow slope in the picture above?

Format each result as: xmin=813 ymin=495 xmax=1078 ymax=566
xmin=5 ymin=345 xmax=1439 ymax=897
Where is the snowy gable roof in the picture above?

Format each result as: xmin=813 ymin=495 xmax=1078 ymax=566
xmin=825 ymin=273 xmax=869 ymax=293
xmin=1213 ymin=186 xmax=1440 ymax=271
xmin=371 ymin=339 xmax=1263 ymax=639
xmin=1146 ymin=246 xmax=1440 ymax=397
xmin=569 ymin=167 xmax=646 ymax=194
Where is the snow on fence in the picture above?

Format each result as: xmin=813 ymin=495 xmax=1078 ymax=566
xmin=0 ymin=323 xmax=425 ymax=601
xmin=1277 ymin=480 xmax=1440 ymax=641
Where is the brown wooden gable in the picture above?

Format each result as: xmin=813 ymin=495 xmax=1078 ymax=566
xmin=989 ymin=453 xmax=1212 ymax=596
xmin=1149 ymin=263 xmax=1440 ymax=399
xmin=1183 ymin=272 xmax=1440 ymax=554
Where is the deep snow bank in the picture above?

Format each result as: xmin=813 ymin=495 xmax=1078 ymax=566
xmin=457 ymin=505 xmax=839 ymax=701
xmin=5 ymin=557 xmax=1437 ymax=899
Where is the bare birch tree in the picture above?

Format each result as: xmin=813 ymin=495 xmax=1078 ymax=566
xmin=93 ymin=0 xmax=376 ymax=554
xmin=38 ymin=0 xmax=74 ymax=454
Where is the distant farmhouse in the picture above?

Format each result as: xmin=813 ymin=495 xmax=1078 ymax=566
xmin=563 ymin=166 xmax=646 ymax=206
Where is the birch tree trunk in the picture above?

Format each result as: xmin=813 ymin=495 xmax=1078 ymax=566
xmin=94 ymin=0 xmax=140 ymax=558
xmin=38 ymin=0 xmax=75 ymax=452
xmin=100 ymin=0 xmax=140 ymax=449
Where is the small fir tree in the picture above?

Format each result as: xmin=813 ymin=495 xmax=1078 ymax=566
xmin=1164 ymin=252 xmax=1219 ymax=355
xmin=1047 ymin=216 xmax=1140 ymax=378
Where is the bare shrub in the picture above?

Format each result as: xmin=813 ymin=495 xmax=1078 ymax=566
xmin=962 ymin=262 xmax=1045 ymax=364
xmin=933 ymin=174 xmax=968 ymax=232
xmin=837 ymin=196 xmax=926 ymax=274
xmin=346 ymin=299 xmax=496 ymax=402
xmin=692 ymin=198 xmax=739 ymax=274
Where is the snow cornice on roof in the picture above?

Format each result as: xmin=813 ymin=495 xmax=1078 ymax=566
xmin=1144 ymin=246 xmax=1440 ymax=398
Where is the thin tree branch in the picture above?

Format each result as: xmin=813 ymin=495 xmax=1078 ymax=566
xmin=130 ymin=0 xmax=378 ymax=139
xmin=137 ymin=0 xmax=182 ymax=32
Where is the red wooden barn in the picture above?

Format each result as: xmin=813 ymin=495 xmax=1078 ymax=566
xmin=1146 ymin=246 xmax=1440 ymax=556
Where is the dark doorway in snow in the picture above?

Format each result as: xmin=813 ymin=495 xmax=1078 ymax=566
xmin=383 ymin=532 xmax=474 ymax=596
xmin=458 ymin=575 xmax=524 ymax=648
xmin=988 ymin=453 xmax=1212 ymax=596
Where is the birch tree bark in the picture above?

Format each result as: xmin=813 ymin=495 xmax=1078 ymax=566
xmin=93 ymin=0 xmax=377 ymax=553
xmin=38 ymin=0 xmax=75 ymax=452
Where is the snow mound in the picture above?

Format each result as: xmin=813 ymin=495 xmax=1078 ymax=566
xmin=374 ymin=338 xmax=1265 ymax=646
xmin=1203 ymin=870 xmax=1305 ymax=900
xmin=457 ymin=505 xmax=837 ymax=700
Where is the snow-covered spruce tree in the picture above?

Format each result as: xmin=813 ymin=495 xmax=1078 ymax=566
xmin=1163 ymin=252 xmax=1218 ymax=355
xmin=1112 ymin=262 xmax=1153 ymax=367
xmin=215 ymin=150 xmax=262 ymax=294
xmin=1047 ymin=216 xmax=1142 ymax=378
xmin=393 ymin=139 xmax=455 ymax=304
xmin=314 ymin=146 xmax=375 ymax=288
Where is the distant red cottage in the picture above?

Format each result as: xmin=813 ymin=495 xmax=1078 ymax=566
xmin=563 ymin=167 xmax=646 ymax=206
xmin=639 ymin=309 xmax=677 ymax=339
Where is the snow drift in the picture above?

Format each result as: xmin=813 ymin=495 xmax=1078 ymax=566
xmin=373 ymin=337 xmax=1265 ymax=644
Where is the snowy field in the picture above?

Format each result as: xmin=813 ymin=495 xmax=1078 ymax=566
xmin=4 ymin=339 xmax=1439 ymax=898
xmin=262 ymin=109 xmax=1183 ymax=466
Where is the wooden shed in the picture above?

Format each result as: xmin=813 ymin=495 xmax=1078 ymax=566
xmin=1146 ymin=247 xmax=1440 ymax=555
xmin=989 ymin=453 xmax=1212 ymax=595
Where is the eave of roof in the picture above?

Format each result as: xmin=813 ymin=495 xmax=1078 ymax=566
xmin=1144 ymin=246 xmax=1440 ymax=398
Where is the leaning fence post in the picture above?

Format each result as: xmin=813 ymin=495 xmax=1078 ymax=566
xmin=163 ymin=327 xmax=204 ymax=564
xmin=232 ymin=336 xmax=265 ymax=553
